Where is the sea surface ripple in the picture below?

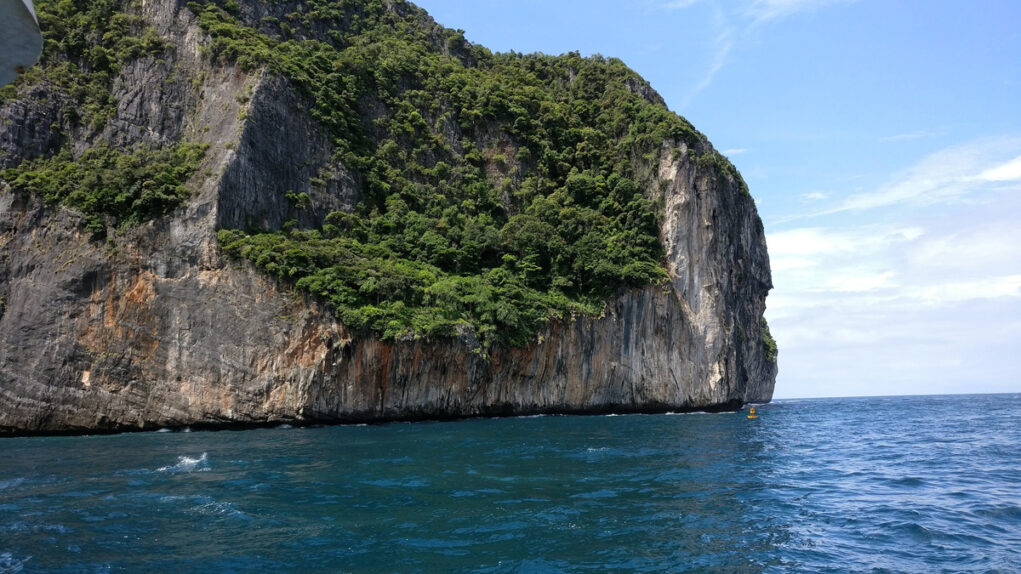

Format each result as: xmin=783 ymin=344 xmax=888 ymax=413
xmin=1 ymin=394 xmax=1019 ymax=572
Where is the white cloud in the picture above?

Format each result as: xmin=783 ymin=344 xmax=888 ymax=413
xmin=879 ymin=129 xmax=945 ymax=143
xmin=671 ymin=0 xmax=854 ymax=106
xmin=823 ymin=270 xmax=897 ymax=293
xmin=745 ymin=0 xmax=856 ymax=23
xmin=721 ymin=148 xmax=748 ymax=156
xmin=680 ymin=14 xmax=734 ymax=107
xmin=767 ymin=225 xmax=923 ymax=258
xmin=908 ymin=222 xmax=1021 ymax=274
xmin=808 ymin=139 xmax=1021 ymax=215
xmin=662 ymin=0 xmax=700 ymax=9
xmin=840 ymin=149 xmax=982 ymax=210
xmin=766 ymin=205 xmax=1021 ymax=398
xmin=916 ymin=275 xmax=1021 ymax=305
xmin=771 ymin=256 xmax=817 ymax=271
xmin=978 ymin=154 xmax=1021 ymax=182
xmin=801 ymin=191 xmax=828 ymax=200
xmin=767 ymin=221 xmax=1021 ymax=310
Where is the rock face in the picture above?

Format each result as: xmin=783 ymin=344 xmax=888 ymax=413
xmin=0 ymin=1 xmax=774 ymax=435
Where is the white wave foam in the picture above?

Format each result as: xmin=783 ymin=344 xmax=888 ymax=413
xmin=157 ymin=453 xmax=209 ymax=473
xmin=0 ymin=552 xmax=32 ymax=573
xmin=193 ymin=501 xmax=252 ymax=521
xmin=0 ymin=478 xmax=25 ymax=492
xmin=665 ymin=410 xmax=733 ymax=416
xmin=156 ymin=495 xmax=250 ymax=520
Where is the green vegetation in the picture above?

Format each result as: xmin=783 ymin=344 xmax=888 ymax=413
xmin=698 ymin=151 xmax=751 ymax=197
xmin=3 ymin=0 xmax=752 ymax=349
xmin=189 ymin=0 xmax=701 ymax=347
xmin=1 ymin=1 xmax=202 ymax=237
xmin=3 ymin=143 xmax=208 ymax=236
xmin=184 ymin=0 xmax=731 ymax=347
xmin=0 ymin=0 xmax=169 ymax=128
xmin=217 ymin=169 xmax=668 ymax=346
xmin=762 ymin=317 xmax=778 ymax=362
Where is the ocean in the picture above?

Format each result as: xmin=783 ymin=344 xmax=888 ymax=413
xmin=1 ymin=394 xmax=1018 ymax=572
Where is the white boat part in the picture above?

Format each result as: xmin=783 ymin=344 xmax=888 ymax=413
xmin=0 ymin=0 xmax=44 ymax=87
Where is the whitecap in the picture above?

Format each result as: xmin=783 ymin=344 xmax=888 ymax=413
xmin=571 ymin=489 xmax=618 ymax=499
xmin=156 ymin=453 xmax=209 ymax=473
xmin=2 ymin=522 xmax=71 ymax=535
xmin=0 ymin=478 xmax=25 ymax=492
xmin=0 ymin=552 xmax=33 ymax=573
xmin=191 ymin=501 xmax=252 ymax=521
xmin=664 ymin=410 xmax=733 ymax=416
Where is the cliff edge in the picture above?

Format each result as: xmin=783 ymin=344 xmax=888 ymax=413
xmin=0 ymin=0 xmax=775 ymax=435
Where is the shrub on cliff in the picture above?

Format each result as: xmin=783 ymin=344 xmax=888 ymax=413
xmin=3 ymin=0 xmax=750 ymax=349
xmin=3 ymin=143 xmax=207 ymax=237
xmin=188 ymin=0 xmax=701 ymax=347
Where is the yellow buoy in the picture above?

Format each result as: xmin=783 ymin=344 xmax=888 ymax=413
xmin=747 ymin=407 xmax=758 ymax=419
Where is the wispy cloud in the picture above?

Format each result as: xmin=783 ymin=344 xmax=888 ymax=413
xmin=800 ymin=191 xmax=828 ymax=200
xmin=836 ymin=150 xmax=983 ymax=211
xmin=721 ymin=148 xmax=748 ymax=156
xmin=638 ymin=42 xmax=665 ymax=55
xmin=680 ymin=11 xmax=734 ymax=107
xmin=794 ymin=139 xmax=1021 ymax=216
xmin=745 ymin=0 xmax=857 ymax=23
xmin=907 ymin=221 xmax=1021 ymax=271
xmin=661 ymin=0 xmax=852 ymax=19
xmin=674 ymin=0 xmax=855 ymax=106
xmin=879 ymin=129 xmax=946 ymax=143
xmin=662 ymin=0 xmax=700 ymax=10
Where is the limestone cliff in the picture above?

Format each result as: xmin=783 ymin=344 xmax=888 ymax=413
xmin=0 ymin=0 xmax=774 ymax=435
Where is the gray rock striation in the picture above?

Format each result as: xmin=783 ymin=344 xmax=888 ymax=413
xmin=0 ymin=0 xmax=774 ymax=435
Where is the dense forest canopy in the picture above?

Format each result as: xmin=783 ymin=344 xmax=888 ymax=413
xmin=2 ymin=0 xmax=751 ymax=349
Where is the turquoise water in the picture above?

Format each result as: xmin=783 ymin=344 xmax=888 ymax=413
xmin=1 ymin=394 xmax=1019 ymax=572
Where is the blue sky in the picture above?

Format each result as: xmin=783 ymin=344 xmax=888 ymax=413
xmin=412 ymin=0 xmax=1021 ymax=399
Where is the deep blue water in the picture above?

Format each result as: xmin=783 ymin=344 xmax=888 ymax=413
xmin=1 ymin=394 xmax=1019 ymax=573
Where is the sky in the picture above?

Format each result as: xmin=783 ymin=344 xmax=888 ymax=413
xmin=412 ymin=0 xmax=1021 ymax=399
